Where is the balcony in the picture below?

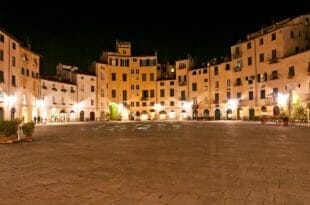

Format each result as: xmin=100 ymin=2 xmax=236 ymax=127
xmin=52 ymin=88 xmax=57 ymax=91
xmin=180 ymin=97 xmax=186 ymax=101
xmin=287 ymin=73 xmax=295 ymax=79
xmin=234 ymin=81 xmax=242 ymax=86
xmin=141 ymin=97 xmax=148 ymax=101
xmin=270 ymin=75 xmax=279 ymax=80
xmin=179 ymin=81 xmax=187 ymax=86
xmin=70 ymin=89 xmax=75 ymax=93
xmin=42 ymin=85 xmax=47 ymax=90
xmin=232 ymin=52 xmax=242 ymax=59
xmin=61 ymin=88 xmax=67 ymax=93
xmin=234 ymin=67 xmax=242 ymax=72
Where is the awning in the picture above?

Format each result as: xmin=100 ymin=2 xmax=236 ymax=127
xmin=159 ymin=110 xmax=166 ymax=114
xmin=141 ymin=110 xmax=148 ymax=114
xmin=181 ymin=110 xmax=186 ymax=113
xmin=60 ymin=110 xmax=66 ymax=113
xmin=150 ymin=109 xmax=155 ymax=112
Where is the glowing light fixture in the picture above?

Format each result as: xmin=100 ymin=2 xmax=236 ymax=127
xmin=277 ymin=93 xmax=289 ymax=107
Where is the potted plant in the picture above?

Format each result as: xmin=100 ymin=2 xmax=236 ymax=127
xmin=22 ymin=122 xmax=35 ymax=142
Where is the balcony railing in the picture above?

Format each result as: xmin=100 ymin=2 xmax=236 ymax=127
xmin=61 ymin=89 xmax=67 ymax=93
xmin=232 ymin=52 xmax=242 ymax=59
xmin=234 ymin=67 xmax=242 ymax=72
xmin=268 ymin=57 xmax=279 ymax=64
xmin=179 ymin=81 xmax=187 ymax=86
xmin=52 ymin=88 xmax=57 ymax=91
xmin=270 ymin=75 xmax=279 ymax=80
xmin=234 ymin=81 xmax=242 ymax=86
xmin=141 ymin=97 xmax=148 ymax=101
xmin=180 ymin=97 xmax=186 ymax=101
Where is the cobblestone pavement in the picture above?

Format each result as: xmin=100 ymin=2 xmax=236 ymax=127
xmin=1 ymin=121 xmax=310 ymax=204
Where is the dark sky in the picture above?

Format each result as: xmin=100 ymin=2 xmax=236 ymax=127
xmin=0 ymin=1 xmax=309 ymax=76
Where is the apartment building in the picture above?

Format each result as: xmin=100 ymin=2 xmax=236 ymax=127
xmin=0 ymin=28 xmax=40 ymax=122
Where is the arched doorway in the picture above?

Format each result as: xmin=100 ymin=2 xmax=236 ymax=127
xmin=181 ymin=110 xmax=187 ymax=120
xmin=159 ymin=110 xmax=167 ymax=120
xmin=226 ymin=109 xmax=232 ymax=120
xmin=90 ymin=112 xmax=95 ymax=121
xmin=215 ymin=109 xmax=221 ymax=120
xmin=0 ymin=107 xmax=4 ymax=121
xmin=273 ymin=106 xmax=280 ymax=117
xmin=60 ymin=110 xmax=66 ymax=122
xmin=204 ymin=109 xmax=209 ymax=119
xmin=237 ymin=108 xmax=242 ymax=120
xmin=10 ymin=108 xmax=16 ymax=120
xmin=80 ymin=111 xmax=84 ymax=121
xmin=192 ymin=109 xmax=198 ymax=120
xmin=261 ymin=106 xmax=267 ymax=116
xmin=249 ymin=108 xmax=255 ymax=120
xmin=70 ymin=111 xmax=75 ymax=121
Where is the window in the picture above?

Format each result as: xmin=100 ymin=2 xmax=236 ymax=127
xmin=204 ymin=78 xmax=208 ymax=82
xmin=192 ymin=83 xmax=197 ymax=91
xmin=181 ymin=90 xmax=186 ymax=101
xmin=122 ymin=73 xmax=127 ymax=81
xmin=271 ymin=33 xmax=276 ymax=41
xmin=192 ymin=71 xmax=197 ymax=76
xmin=32 ymin=71 xmax=35 ymax=78
xmin=100 ymin=88 xmax=104 ymax=97
xmin=178 ymin=62 xmax=186 ymax=69
xmin=120 ymin=59 xmax=129 ymax=66
xmin=259 ymin=53 xmax=264 ymax=62
xmin=0 ymin=34 xmax=4 ymax=42
xmin=101 ymin=71 xmax=104 ymax=80
xmin=130 ymin=85 xmax=134 ymax=91
xmin=214 ymin=93 xmax=219 ymax=104
xmin=225 ymin=64 xmax=230 ymax=71
xmin=247 ymin=42 xmax=251 ymax=49
xmin=290 ymin=31 xmax=294 ymax=38
xmin=11 ymin=75 xmax=16 ymax=86
xmin=170 ymin=101 xmax=175 ymax=106
xmin=260 ymin=90 xmax=265 ymax=99
xmin=214 ymin=66 xmax=218 ymax=75
xmin=130 ymin=102 xmax=135 ymax=107
xmin=12 ymin=42 xmax=16 ymax=50
xmin=0 ymin=71 xmax=4 ymax=83
xmin=227 ymin=92 xmax=231 ymax=99
xmin=203 ymin=68 xmax=208 ymax=73
xmin=112 ymin=73 xmax=116 ymax=81
xmin=0 ymin=50 xmax=3 ymax=61
xmin=91 ymin=99 xmax=94 ymax=105
xmin=111 ymin=90 xmax=116 ymax=98
xmin=248 ymin=57 xmax=252 ymax=66
xmin=288 ymin=66 xmax=295 ymax=77
xmin=130 ymin=69 xmax=134 ymax=74
xmin=249 ymin=91 xmax=254 ymax=100
xmin=133 ymin=58 xmax=137 ymax=62
xmin=26 ymin=69 xmax=29 ymax=76
xmin=150 ymin=73 xmax=155 ymax=81
xmin=160 ymin=89 xmax=165 ymax=97
xmin=142 ymin=74 xmax=147 ymax=81
xmin=136 ymin=69 xmax=139 ymax=74
xmin=259 ymin=38 xmax=264 ymax=45
xmin=136 ymin=85 xmax=139 ymax=90
xmin=150 ymin=90 xmax=155 ymax=98
xmin=237 ymin=92 xmax=241 ymax=99
xmin=160 ymin=102 xmax=165 ymax=106
xmin=142 ymin=102 xmax=147 ymax=107
xmin=271 ymin=70 xmax=278 ymax=80
xmin=136 ymin=102 xmax=140 ymax=107
xmin=91 ymin=86 xmax=95 ymax=92
xmin=227 ymin=79 xmax=231 ymax=87
xmin=170 ymin=89 xmax=174 ymax=97
xmin=123 ymin=90 xmax=127 ymax=101
xmin=142 ymin=90 xmax=148 ymax=99
xmin=170 ymin=81 xmax=174 ymax=85
xmin=215 ymin=81 xmax=219 ymax=88
xmin=160 ymin=81 xmax=164 ymax=86
xmin=271 ymin=49 xmax=277 ymax=59
xmin=12 ymin=56 xmax=16 ymax=67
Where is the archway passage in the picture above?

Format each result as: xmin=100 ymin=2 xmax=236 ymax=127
xmin=203 ymin=109 xmax=209 ymax=119
xmin=215 ymin=109 xmax=221 ymax=120
xmin=0 ymin=107 xmax=4 ymax=121
xmin=237 ymin=108 xmax=242 ymax=120
xmin=192 ymin=109 xmax=198 ymax=120
xmin=273 ymin=106 xmax=280 ymax=117
xmin=80 ymin=111 xmax=85 ymax=121
xmin=226 ymin=109 xmax=232 ymax=120
xmin=249 ymin=108 xmax=255 ymax=120
xmin=90 ymin=112 xmax=95 ymax=121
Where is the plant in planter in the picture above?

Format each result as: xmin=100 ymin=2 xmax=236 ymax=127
xmin=0 ymin=119 xmax=21 ymax=143
xmin=279 ymin=110 xmax=289 ymax=127
xmin=22 ymin=122 xmax=35 ymax=142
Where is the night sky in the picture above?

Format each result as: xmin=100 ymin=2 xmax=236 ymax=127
xmin=0 ymin=1 xmax=309 ymax=76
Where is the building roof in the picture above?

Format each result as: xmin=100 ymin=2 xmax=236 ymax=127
xmin=0 ymin=27 xmax=21 ymax=43
xmin=40 ymin=76 xmax=77 ymax=85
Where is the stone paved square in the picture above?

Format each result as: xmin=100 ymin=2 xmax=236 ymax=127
xmin=1 ymin=121 xmax=310 ymax=204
